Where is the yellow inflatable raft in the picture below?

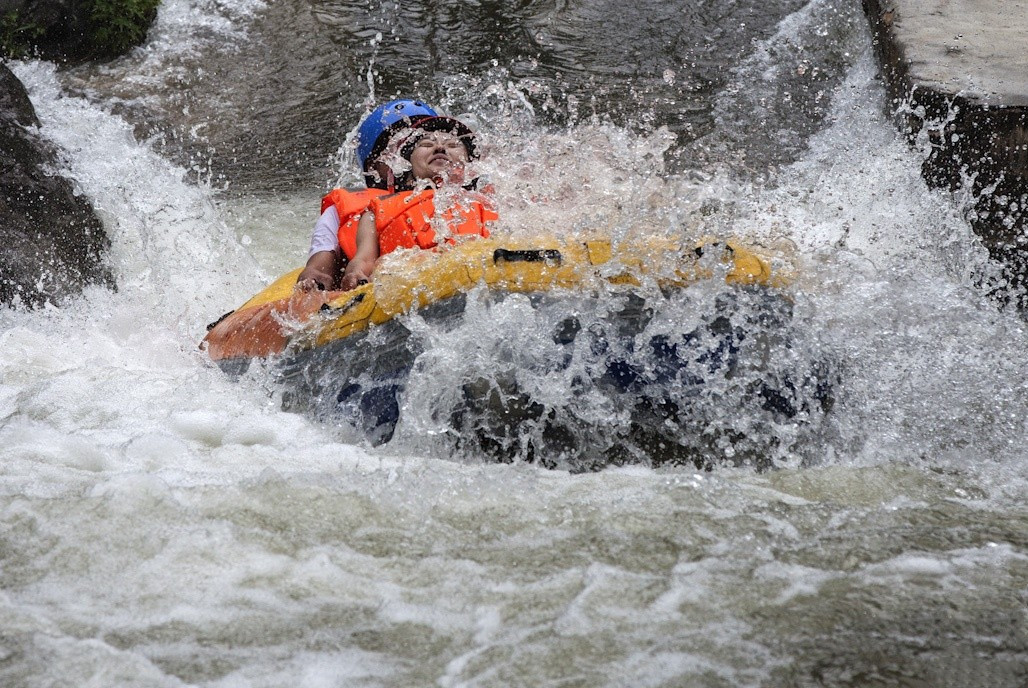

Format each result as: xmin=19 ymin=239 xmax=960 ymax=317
xmin=202 ymin=235 xmax=791 ymax=363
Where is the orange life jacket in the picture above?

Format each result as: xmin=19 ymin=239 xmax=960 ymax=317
xmin=371 ymin=189 xmax=497 ymax=256
xmin=322 ymin=188 xmax=390 ymax=260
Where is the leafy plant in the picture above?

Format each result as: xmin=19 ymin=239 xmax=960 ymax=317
xmin=87 ymin=0 xmax=161 ymax=56
xmin=1 ymin=10 xmax=44 ymax=58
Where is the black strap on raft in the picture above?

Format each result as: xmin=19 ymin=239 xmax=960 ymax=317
xmin=694 ymin=242 xmax=734 ymax=258
xmin=493 ymin=248 xmax=563 ymax=266
xmin=320 ymin=291 xmax=366 ymax=315
xmin=206 ymin=310 xmax=235 ymax=331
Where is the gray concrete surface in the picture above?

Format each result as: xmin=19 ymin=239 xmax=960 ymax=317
xmin=862 ymin=0 xmax=1028 ymax=306
xmin=878 ymin=0 xmax=1028 ymax=106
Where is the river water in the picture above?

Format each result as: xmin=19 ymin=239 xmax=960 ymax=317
xmin=2 ymin=0 xmax=1027 ymax=685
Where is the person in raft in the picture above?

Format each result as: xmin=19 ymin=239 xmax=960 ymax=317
xmin=295 ymin=99 xmax=497 ymax=291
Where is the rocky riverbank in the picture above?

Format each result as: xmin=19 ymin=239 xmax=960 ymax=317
xmin=862 ymin=0 xmax=1028 ymax=305
xmin=1 ymin=0 xmax=158 ymax=307
xmin=0 ymin=63 xmax=116 ymax=307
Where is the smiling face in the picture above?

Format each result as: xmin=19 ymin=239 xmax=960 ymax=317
xmin=408 ymin=131 xmax=469 ymax=183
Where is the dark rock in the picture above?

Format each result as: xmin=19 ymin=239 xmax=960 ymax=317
xmin=0 ymin=62 xmax=115 ymax=308
xmin=0 ymin=60 xmax=38 ymax=126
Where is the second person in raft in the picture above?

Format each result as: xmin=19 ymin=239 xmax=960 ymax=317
xmin=296 ymin=99 xmax=498 ymax=291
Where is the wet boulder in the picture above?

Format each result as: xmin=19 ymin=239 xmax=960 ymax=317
xmin=0 ymin=62 xmax=115 ymax=308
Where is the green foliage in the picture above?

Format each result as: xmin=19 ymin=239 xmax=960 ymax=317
xmin=0 ymin=0 xmax=159 ymax=60
xmin=0 ymin=10 xmax=44 ymax=59
xmin=88 ymin=0 xmax=161 ymax=57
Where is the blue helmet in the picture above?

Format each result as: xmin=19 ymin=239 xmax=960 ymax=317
xmin=356 ymin=99 xmax=438 ymax=173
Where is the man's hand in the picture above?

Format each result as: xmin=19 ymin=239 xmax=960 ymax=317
xmin=296 ymin=251 xmax=339 ymax=291
xmin=340 ymin=262 xmax=372 ymax=291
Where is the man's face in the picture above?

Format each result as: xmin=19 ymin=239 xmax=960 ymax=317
xmin=408 ymin=131 xmax=469 ymax=182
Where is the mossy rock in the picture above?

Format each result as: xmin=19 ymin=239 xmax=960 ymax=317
xmin=1 ymin=0 xmax=160 ymax=61
xmin=87 ymin=0 xmax=161 ymax=57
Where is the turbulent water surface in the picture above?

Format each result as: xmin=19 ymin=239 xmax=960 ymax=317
xmin=2 ymin=0 xmax=1027 ymax=685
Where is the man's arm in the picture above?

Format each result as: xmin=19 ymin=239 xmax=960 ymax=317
xmin=341 ymin=212 xmax=379 ymax=290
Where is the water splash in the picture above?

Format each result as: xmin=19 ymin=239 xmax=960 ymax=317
xmin=10 ymin=60 xmax=261 ymax=330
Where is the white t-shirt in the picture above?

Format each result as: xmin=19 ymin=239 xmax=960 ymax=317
xmin=309 ymin=205 xmax=342 ymax=258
